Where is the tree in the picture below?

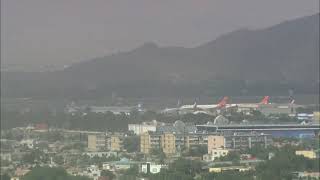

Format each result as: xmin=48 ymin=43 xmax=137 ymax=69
xmin=187 ymin=145 xmax=208 ymax=157
xmin=149 ymin=169 xmax=194 ymax=180
xmin=255 ymin=146 xmax=319 ymax=180
xmin=0 ymin=174 xmax=11 ymax=180
xmin=101 ymin=170 xmax=115 ymax=180
xmin=119 ymin=165 xmax=139 ymax=180
xmin=169 ymin=158 xmax=203 ymax=177
xmin=123 ymin=136 xmax=140 ymax=153
xmin=22 ymin=167 xmax=90 ymax=180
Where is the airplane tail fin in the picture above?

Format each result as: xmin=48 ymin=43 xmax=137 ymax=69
xmin=260 ymin=96 xmax=269 ymax=104
xmin=193 ymin=101 xmax=197 ymax=109
xmin=217 ymin=96 xmax=228 ymax=108
xmin=289 ymin=96 xmax=295 ymax=104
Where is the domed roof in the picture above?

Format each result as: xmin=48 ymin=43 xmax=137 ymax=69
xmin=213 ymin=115 xmax=229 ymax=125
xmin=174 ymin=120 xmax=186 ymax=132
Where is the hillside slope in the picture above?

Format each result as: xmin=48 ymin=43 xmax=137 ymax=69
xmin=2 ymin=14 xmax=319 ymax=98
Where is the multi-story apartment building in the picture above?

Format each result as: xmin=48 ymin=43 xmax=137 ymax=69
xmin=224 ymin=133 xmax=271 ymax=149
xmin=87 ymin=134 xmax=107 ymax=151
xmin=140 ymin=131 xmax=271 ymax=155
xmin=110 ymin=135 xmax=124 ymax=151
xmin=128 ymin=121 xmax=158 ymax=135
xmin=207 ymin=136 xmax=225 ymax=154
xmin=140 ymin=132 xmax=151 ymax=154
xmin=161 ymin=133 xmax=176 ymax=155
xmin=140 ymin=132 xmax=162 ymax=154
xmin=140 ymin=132 xmax=210 ymax=155
xmin=203 ymin=148 xmax=229 ymax=162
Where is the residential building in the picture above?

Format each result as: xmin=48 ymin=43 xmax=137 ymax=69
xmin=207 ymin=136 xmax=225 ymax=154
xmin=140 ymin=132 xmax=162 ymax=154
xmin=83 ymin=151 xmax=117 ymax=158
xmin=295 ymin=150 xmax=317 ymax=159
xmin=128 ymin=123 xmax=156 ymax=135
xmin=203 ymin=149 xmax=229 ymax=162
xmin=140 ymin=132 xmax=152 ymax=154
xmin=20 ymin=139 xmax=35 ymax=149
xmin=313 ymin=111 xmax=320 ymax=122
xmin=208 ymin=166 xmax=252 ymax=173
xmin=140 ymin=132 xmax=177 ymax=155
xmin=84 ymin=165 xmax=101 ymax=180
xmin=224 ymin=133 xmax=271 ymax=150
xmin=88 ymin=134 xmax=106 ymax=151
xmin=104 ymin=158 xmax=136 ymax=171
xmin=110 ymin=135 xmax=123 ymax=151
xmin=141 ymin=162 xmax=166 ymax=174
xmin=161 ymin=133 xmax=176 ymax=155
xmin=292 ymin=172 xmax=320 ymax=179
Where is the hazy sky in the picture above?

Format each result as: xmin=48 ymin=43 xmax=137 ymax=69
xmin=1 ymin=0 xmax=319 ymax=66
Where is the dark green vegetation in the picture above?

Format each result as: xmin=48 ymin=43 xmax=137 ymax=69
xmin=1 ymin=107 xmax=301 ymax=130
xmin=22 ymin=167 xmax=90 ymax=180
xmin=0 ymin=174 xmax=11 ymax=180
xmin=2 ymin=14 xmax=319 ymax=99
xmin=146 ymin=145 xmax=320 ymax=180
xmin=123 ymin=136 xmax=140 ymax=153
xmin=255 ymin=146 xmax=319 ymax=180
xmin=147 ymin=158 xmax=202 ymax=180
xmin=101 ymin=170 xmax=115 ymax=180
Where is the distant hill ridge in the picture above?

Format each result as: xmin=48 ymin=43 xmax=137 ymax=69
xmin=2 ymin=13 xmax=319 ymax=98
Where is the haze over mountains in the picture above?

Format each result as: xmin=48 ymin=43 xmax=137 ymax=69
xmin=1 ymin=14 xmax=319 ymax=99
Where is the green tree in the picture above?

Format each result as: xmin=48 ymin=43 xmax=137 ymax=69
xmin=22 ymin=167 xmax=90 ymax=180
xmin=101 ymin=170 xmax=115 ymax=180
xmin=123 ymin=136 xmax=140 ymax=153
xmin=169 ymin=158 xmax=203 ymax=177
xmin=148 ymin=169 xmax=193 ymax=180
xmin=187 ymin=145 xmax=208 ymax=157
xmin=0 ymin=174 xmax=11 ymax=180
xmin=219 ymin=151 xmax=240 ymax=164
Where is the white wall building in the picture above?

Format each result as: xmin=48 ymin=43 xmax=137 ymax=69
xmin=20 ymin=139 xmax=35 ymax=149
xmin=203 ymin=149 xmax=229 ymax=162
xmin=83 ymin=165 xmax=101 ymax=180
xmin=83 ymin=151 xmax=117 ymax=158
xmin=128 ymin=123 xmax=156 ymax=135
xmin=141 ymin=163 xmax=166 ymax=174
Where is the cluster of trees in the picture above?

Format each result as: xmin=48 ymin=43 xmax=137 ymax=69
xmin=0 ymin=174 xmax=10 ymax=180
xmin=147 ymin=145 xmax=320 ymax=180
xmin=22 ymin=149 xmax=50 ymax=165
xmin=22 ymin=167 xmax=90 ymax=180
xmin=184 ymin=145 xmax=208 ymax=157
xmin=5 ymin=145 xmax=318 ymax=180
xmin=1 ymin=106 xmax=301 ymax=132
xmin=1 ymin=108 xmax=212 ymax=131
xmin=147 ymin=158 xmax=203 ymax=180
xmin=255 ymin=146 xmax=319 ymax=180
xmin=122 ymin=136 xmax=140 ymax=153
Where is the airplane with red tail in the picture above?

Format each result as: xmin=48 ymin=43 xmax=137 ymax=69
xmin=233 ymin=96 xmax=271 ymax=109
xmin=180 ymin=96 xmax=230 ymax=111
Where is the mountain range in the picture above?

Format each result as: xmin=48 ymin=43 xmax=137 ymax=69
xmin=2 ymin=14 xmax=319 ymax=99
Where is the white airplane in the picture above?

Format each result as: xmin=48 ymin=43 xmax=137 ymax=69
xmin=235 ymin=96 xmax=270 ymax=109
xmin=180 ymin=96 xmax=230 ymax=111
